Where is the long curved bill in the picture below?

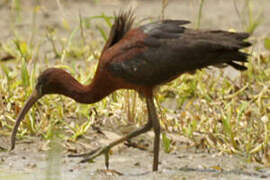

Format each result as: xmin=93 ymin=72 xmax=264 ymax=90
xmin=10 ymin=89 xmax=42 ymax=151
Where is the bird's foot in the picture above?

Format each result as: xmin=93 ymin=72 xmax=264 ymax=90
xmin=68 ymin=147 xmax=101 ymax=158
xmin=68 ymin=146 xmax=111 ymax=169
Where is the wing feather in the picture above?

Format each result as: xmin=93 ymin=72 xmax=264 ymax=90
xmin=107 ymin=20 xmax=250 ymax=86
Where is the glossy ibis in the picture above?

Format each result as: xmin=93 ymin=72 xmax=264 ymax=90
xmin=11 ymin=10 xmax=251 ymax=171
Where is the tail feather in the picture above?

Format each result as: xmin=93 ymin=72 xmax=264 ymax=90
xmin=227 ymin=61 xmax=247 ymax=71
xmin=233 ymin=51 xmax=249 ymax=62
xmin=208 ymin=31 xmax=251 ymax=51
xmin=210 ymin=30 xmax=250 ymax=40
xmin=219 ymin=51 xmax=248 ymax=61
xmin=224 ymin=51 xmax=249 ymax=70
xmin=225 ymin=38 xmax=251 ymax=50
xmin=214 ymin=31 xmax=250 ymax=71
xmin=234 ymin=32 xmax=250 ymax=40
xmin=238 ymin=41 xmax=252 ymax=48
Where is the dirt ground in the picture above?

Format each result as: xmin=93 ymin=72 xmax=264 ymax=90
xmin=1 ymin=0 xmax=270 ymax=179
xmin=1 ymin=131 xmax=270 ymax=180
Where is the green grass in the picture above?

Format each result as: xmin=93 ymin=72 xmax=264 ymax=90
xmin=0 ymin=0 xmax=269 ymax=167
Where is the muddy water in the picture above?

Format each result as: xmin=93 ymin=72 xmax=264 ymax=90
xmin=1 ymin=0 xmax=270 ymax=179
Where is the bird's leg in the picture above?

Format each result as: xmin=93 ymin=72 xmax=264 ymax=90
xmin=146 ymin=97 xmax=160 ymax=171
xmin=69 ymin=114 xmax=153 ymax=169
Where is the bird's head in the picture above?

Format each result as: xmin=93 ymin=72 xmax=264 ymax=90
xmin=10 ymin=68 xmax=69 ymax=150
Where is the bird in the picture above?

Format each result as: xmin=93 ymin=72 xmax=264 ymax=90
xmin=10 ymin=10 xmax=251 ymax=171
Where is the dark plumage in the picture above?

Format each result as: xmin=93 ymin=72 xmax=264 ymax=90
xmin=10 ymin=11 xmax=251 ymax=172
xmin=107 ymin=19 xmax=250 ymax=86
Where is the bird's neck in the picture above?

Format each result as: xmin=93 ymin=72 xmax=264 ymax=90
xmin=59 ymin=74 xmax=115 ymax=104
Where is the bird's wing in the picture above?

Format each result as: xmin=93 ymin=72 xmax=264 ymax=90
xmin=107 ymin=20 xmax=250 ymax=86
xmin=102 ymin=10 xmax=134 ymax=52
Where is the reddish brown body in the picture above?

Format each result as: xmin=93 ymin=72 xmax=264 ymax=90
xmin=93 ymin=27 xmax=153 ymax=97
xmin=10 ymin=11 xmax=251 ymax=171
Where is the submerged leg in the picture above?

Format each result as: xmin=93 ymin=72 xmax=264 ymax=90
xmin=146 ymin=97 xmax=160 ymax=171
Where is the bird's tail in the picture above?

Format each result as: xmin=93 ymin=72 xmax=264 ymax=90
xmin=212 ymin=31 xmax=251 ymax=71
xmin=221 ymin=50 xmax=249 ymax=71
